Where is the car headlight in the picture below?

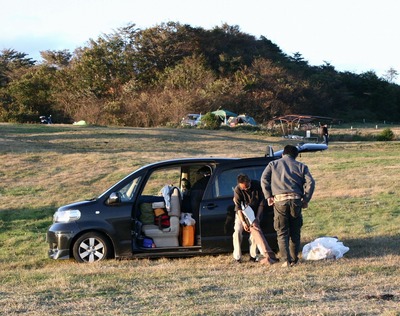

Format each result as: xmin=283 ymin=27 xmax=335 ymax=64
xmin=53 ymin=209 xmax=81 ymax=223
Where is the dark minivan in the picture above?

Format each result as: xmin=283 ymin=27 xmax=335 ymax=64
xmin=47 ymin=143 xmax=327 ymax=263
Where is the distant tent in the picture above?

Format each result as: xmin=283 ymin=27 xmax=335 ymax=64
xmin=211 ymin=109 xmax=237 ymax=125
xmin=73 ymin=120 xmax=88 ymax=126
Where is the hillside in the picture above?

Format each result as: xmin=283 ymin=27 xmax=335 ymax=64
xmin=1 ymin=22 xmax=400 ymax=126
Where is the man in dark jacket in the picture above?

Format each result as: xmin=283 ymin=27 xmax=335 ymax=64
xmin=261 ymin=145 xmax=315 ymax=267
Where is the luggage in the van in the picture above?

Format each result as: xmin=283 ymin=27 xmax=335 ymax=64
xmin=153 ymin=208 xmax=165 ymax=217
xmin=142 ymin=237 xmax=155 ymax=248
xmin=139 ymin=203 xmax=154 ymax=224
xmin=152 ymin=201 xmax=165 ymax=209
xmin=154 ymin=213 xmax=170 ymax=229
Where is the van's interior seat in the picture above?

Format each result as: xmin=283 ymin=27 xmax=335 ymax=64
xmin=142 ymin=187 xmax=181 ymax=247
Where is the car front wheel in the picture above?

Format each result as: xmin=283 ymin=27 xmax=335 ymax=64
xmin=73 ymin=232 xmax=111 ymax=263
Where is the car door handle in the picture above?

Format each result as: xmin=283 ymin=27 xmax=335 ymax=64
xmin=205 ymin=203 xmax=217 ymax=209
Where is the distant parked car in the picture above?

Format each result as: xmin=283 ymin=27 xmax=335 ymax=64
xmin=47 ymin=143 xmax=327 ymax=263
xmin=228 ymin=115 xmax=257 ymax=127
xmin=181 ymin=114 xmax=201 ymax=126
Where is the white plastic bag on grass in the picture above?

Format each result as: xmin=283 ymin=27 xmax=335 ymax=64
xmin=302 ymin=237 xmax=349 ymax=260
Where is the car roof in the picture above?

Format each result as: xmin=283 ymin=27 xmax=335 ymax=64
xmin=134 ymin=157 xmax=238 ymax=171
xmin=133 ymin=142 xmax=328 ymax=172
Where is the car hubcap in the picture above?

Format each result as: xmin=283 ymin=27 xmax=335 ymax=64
xmin=79 ymin=237 xmax=104 ymax=262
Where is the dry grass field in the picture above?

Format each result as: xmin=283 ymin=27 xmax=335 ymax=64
xmin=0 ymin=123 xmax=399 ymax=315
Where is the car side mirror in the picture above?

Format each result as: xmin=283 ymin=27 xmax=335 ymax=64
xmin=107 ymin=192 xmax=121 ymax=205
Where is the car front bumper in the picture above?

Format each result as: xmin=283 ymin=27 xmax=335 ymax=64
xmin=46 ymin=222 xmax=80 ymax=260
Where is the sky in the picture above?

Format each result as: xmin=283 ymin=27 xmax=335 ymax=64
xmin=1 ymin=0 xmax=399 ymax=83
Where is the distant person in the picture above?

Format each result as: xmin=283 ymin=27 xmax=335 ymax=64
xmin=261 ymin=145 xmax=315 ymax=267
xmin=233 ymin=174 xmax=278 ymax=265
xmin=321 ymin=124 xmax=329 ymax=145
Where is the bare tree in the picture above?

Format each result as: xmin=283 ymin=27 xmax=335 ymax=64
xmin=383 ymin=67 xmax=398 ymax=83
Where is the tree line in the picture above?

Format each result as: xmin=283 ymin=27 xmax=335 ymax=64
xmin=1 ymin=22 xmax=399 ymax=126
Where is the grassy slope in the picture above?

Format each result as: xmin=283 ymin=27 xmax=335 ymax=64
xmin=0 ymin=123 xmax=399 ymax=315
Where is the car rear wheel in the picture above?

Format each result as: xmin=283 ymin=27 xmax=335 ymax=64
xmin=73 ymin=232 xmax=111 ymax=263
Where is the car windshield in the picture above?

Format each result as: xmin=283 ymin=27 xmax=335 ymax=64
xmin=187 ymin=115 xmax=199 ymax=120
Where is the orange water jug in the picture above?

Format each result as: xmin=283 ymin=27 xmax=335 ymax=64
xmin=181 ymin=225 xmax=195 ymax=246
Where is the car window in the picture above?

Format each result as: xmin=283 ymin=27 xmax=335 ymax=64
xmin=142 ymin=167 xmax=181 ymax=196
xmin=184 ymin=165 xmax=211 ymax=188
xmin=212 ymin=166 xmax=265 ymax=198
xmin=117 ymin=176 xmax=141 ymax=202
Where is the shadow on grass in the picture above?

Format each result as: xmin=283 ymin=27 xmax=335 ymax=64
xmin=340 ymin=236 xmax=400 ymax=258
xmin=0 ymin=206 xmax=54 ymax=234
xmin=1 ymin=124 xmax=284 ymax=155
xmin=330 ymin=134 xmax=376 ymax=142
